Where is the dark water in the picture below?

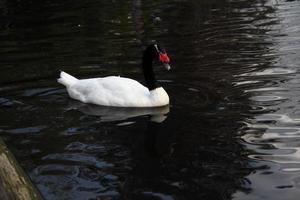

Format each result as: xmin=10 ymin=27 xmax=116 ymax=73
xmin=1 ymin=0 xmax=300 ymax=199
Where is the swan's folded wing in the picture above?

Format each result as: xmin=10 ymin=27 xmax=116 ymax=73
xmin=69 ymin=76 xmax=151 ymax=107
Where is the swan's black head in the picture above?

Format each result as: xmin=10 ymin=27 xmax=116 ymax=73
xmin=142 ymin=44 xmax=171 ymax=91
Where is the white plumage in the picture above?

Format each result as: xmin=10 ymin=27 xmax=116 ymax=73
xmin=57 ymin=71 xmax=169 ymax=107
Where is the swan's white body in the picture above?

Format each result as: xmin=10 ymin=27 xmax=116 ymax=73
xmin=58 ymin=71 xmax=169 ymax=107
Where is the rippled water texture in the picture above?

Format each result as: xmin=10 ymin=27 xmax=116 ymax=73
xmin=1 ymin=0 xmax=300 ymax=199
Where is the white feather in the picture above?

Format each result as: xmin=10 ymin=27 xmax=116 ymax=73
xmin=58 ymin=71 xmax=169 ymax=107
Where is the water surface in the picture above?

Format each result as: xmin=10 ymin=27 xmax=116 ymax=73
xmin=1 ymin=0 xmax=300 ymax=199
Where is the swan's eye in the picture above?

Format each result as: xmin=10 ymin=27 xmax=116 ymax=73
xmin=159 ymin=53 xmax=170 ymax=63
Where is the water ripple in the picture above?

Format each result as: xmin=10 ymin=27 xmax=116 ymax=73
xmin=2 ymin=0 xmax=300 ymax=199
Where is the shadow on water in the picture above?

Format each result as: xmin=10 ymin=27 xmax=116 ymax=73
xmin=68 ymin=101 xmax=169 ymax=123
xmin=2 ymin=0 xmax=300 ymax=199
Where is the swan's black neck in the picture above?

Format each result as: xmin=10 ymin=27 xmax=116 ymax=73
xmin=142 ymin=45 xmax=159 ymax=91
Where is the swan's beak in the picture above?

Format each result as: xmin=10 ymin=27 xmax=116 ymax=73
xmin=163 ymin=63 xmax=171 ymax=71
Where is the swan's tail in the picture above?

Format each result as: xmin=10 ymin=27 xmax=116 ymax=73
xmin=57 ymin=71 xmax=78 ymax=87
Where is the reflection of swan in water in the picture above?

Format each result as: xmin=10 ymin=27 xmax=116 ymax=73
xmin=67 ymin=100 xmax=173 ymax=197
xmin=120 ymin=104 xmax=175 ymax=198
xmin=67 ymin=100 xmax=169 ymax=123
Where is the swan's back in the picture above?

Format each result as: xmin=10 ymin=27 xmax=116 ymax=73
xmin=69 ymin=76 xmax=152 ymax=107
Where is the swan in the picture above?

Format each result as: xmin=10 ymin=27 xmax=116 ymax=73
xmin=58 ymin=44 xmax=171 ymax=107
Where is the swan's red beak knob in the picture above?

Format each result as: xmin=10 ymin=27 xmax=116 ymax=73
xmin=159 ymin=53 xmax=171 ymax=70
xmin=159 ymin=53 xmax=170 ymax=63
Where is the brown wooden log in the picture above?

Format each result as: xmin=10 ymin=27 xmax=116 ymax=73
xmin=0 ymin=138 xmax=43 ymax=200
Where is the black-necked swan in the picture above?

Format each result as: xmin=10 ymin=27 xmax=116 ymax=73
xmin=58 ymin=44 xmax=171 ymax=107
